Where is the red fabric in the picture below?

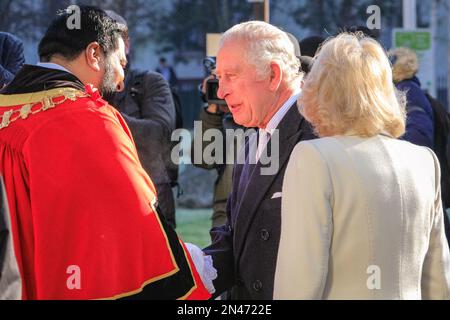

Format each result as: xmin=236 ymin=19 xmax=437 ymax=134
xmin=0 ymin=85 xmax=210 ymax=300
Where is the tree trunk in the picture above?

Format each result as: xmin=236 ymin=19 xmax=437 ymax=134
xmin=251 ymin=1 xmax=265 ymax=21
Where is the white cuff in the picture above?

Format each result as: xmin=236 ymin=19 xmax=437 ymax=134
xmin=185 ymin=243 xmax=217 ymax=294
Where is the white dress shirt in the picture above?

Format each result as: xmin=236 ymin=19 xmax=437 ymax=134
xmin=256 ymin=90 xmax=301 ymax=162
xmin=37 ymin=62 xmax=72 ymax=74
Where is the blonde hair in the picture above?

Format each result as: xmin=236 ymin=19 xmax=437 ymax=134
xmin=220 ymin=21 xmax=302 ymax=90
xmin=300 ymin=32 xmax=406 ymax=138
xmin=388 ymin=47 xmax=419 ymax=83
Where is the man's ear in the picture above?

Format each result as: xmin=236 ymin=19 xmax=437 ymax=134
xmin=269 ymin=61 xmax=282 ymax=91
xmin=85 ymin=42 xmax=102 ymax=72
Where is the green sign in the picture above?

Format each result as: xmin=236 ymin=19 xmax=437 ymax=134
xmin=394 ymin=31 xmax=431 ymax=51
xmin=392 ymin=28 xmax=435 ymax=96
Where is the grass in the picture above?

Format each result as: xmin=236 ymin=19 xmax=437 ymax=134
xmin=175 ymin=208 xmax=213 ymax=248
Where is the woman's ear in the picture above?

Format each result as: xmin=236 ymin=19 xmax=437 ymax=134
xmin=269 ymin=61 xmax=282 ymax=91
xmin=85 ymin=42 xmax=102 ymax=72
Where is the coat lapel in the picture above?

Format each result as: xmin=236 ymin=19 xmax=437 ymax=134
xmin=233 ymin=103 xmax=311 ymax=261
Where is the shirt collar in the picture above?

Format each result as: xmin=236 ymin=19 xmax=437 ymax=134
xmin=37 ymin=62 xmax=72 ymax=74
xmin=261 ymin=90 xmax=301 ymax=136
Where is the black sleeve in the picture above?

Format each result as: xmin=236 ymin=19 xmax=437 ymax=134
xmin=119 ymin=72 xmax=177 ymax=184
xmin=122 ymin=71 xmax=176 ymax=143
xmin=140 ymin=71 xmax=176 ymax=133
xmin=203 ymin=186 xmax=236 ymax=297
xmin=0 ymin=36 xmax=25 ymax=87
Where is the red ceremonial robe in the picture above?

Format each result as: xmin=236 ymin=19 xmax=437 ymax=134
xmin=0 ymin=68 xmax=209 ymax=300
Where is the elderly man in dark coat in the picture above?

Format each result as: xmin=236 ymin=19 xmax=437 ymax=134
xmin=203 ymin=22 xmax=316 ymax=299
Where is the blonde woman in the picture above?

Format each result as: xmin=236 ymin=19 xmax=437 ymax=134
xmin=274 ymin=33 xmax=450 ymax=300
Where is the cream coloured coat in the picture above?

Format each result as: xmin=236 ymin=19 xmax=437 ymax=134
xmin=274 ymin=135 xmax=450 ymax=299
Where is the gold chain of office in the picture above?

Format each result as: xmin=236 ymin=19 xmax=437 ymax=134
xmin=0 ymin=89 xmax=89 ymax=130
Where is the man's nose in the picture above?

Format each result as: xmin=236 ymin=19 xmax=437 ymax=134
xmin=217 ymin=81 xmax=227 ymax=99
xmin=116 ymin=81 xmax=125 ymax=92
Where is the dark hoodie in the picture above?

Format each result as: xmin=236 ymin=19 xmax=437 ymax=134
xmin=396 ymin=76 xmax=435 ymax=149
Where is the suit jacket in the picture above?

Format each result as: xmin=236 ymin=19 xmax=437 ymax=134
xmin=204 ymin=103 xmax=316 ymax=299
xmin=275 ymin=135 xmax=450 ymax=299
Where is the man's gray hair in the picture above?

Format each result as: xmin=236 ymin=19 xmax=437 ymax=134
xmin=220 ymin=21 xmax=302 ymax=90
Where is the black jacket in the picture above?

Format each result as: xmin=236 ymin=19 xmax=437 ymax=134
xmin=0 ymin=32 xmax=25 ymax=88
xmin=204 ymin=104 xmax=316 ymax=299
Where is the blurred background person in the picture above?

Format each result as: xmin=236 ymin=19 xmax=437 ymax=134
xmin=298 ymin=35 xmax=324 ymax=75
xmin=275 ymin=33 xmax=450 ymax=299
xmin=156 ymin=56 xmax=179 ymax=89
xmin=191 ymin=71 xmax=242 ymax=229
xmin=390 ymin=47 xmax=435 ymax=149
xmin=299 ymin=35 xmax=325 ymax=58
xmin=105 ymin=11 xmax=178 ymax=228
xmin=285 ymin=32 xmax=313 ymax=77
xmin=0 ymin=32 xmax=25 ymax=88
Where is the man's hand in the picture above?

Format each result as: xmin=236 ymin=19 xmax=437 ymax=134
xmin=185 ymin=243 xmax=217 ymax=295
xmin=206 ymin=103 xmax=219 ymax=114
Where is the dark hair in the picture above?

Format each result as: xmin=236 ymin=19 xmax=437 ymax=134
xmin=299 ymin=36 xmax=325 ymax=58
xmin=38 ymin=5 xmax=127 ymax=62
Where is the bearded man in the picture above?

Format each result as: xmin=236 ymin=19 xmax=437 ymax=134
xmin=0 ymin=6 xmax=209 ymax=300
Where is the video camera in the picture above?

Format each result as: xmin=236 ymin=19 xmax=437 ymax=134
xmin=202 ymin=57 xmax=227 ymax=106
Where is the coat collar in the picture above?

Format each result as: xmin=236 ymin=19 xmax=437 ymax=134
xmin=0 ymin=64 xmax=85 ymax=95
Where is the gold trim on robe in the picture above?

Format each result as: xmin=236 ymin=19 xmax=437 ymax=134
xmin=0 ymin=88 xmax=88 ymax=130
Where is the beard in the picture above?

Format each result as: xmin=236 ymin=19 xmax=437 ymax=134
xmin=99 ymin=57 xmax=118 ymax=97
